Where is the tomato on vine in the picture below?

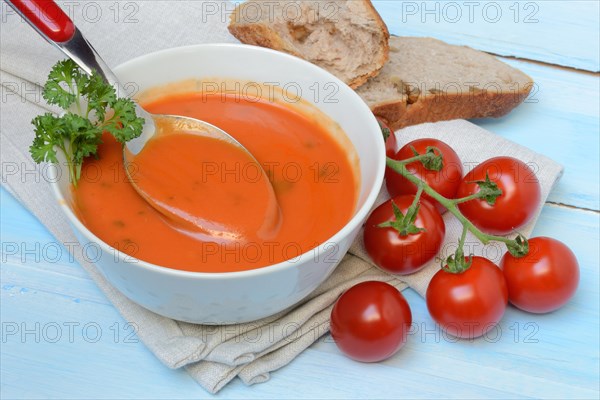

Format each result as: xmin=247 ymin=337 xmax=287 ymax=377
xmin=426 ymin=256 xmax=508 ymax=339
xmin=500 ymin=237 xmax=579 ymax=313
xmin=331 ymin=281 xmax=412 ymax=362
xmin=364 ymin=195 xmax=445 ymax=275
xmin=387 ymin=139 xmax=463 ymax=214
xmin=456 ymin=156 xmax=541 ymax=235
xmin=378 ymin=138 xmax=578 ymax=344
xmin=377 ymin=117 xmax=397 ymax=158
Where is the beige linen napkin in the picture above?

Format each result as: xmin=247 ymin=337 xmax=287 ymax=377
xmin=1 ymin=1 xmax=563 ymax=394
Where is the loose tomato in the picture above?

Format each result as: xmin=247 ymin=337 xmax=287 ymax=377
xmin=426 ymin=257 xmax=508 ymax=339
xmin=331 ymin=281 xmax=412 ymax=362
xmin=386 ymin=139 xmax=463 ymax=214
xmin=377 ymin=117 xmax=397 ymax=158
xmin=500 ymin=237 xmax=579 ymax=313
xmin=364 ymin=195 xmax=445 ymax=275
xmin=456 ymin=156 xmax=541 ymax=235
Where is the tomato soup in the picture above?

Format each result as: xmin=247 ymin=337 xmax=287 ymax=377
xmin=72 ymin=91 xmax=358 ymax=272
xmin=128 ymin=129 xmax=281 ymax=242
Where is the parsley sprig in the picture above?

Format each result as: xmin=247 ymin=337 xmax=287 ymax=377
xmin=30 ymin=59 xmax=144 ymax=187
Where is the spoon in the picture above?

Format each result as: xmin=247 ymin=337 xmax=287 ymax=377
xmin=8 ymin=0 xmax=281 ymax=239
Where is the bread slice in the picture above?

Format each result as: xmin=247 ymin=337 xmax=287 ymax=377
xmin=228 ymin=0 xmax=390 ymax=89
xmin=356 ymin=37 xmax=534 ymax=130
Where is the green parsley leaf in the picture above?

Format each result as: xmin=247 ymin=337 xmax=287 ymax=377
xmin=30 ymin=113 xmax=63 ymax=163
xmin=30 ymin=59 xmax=144 ymax=187
xmin=42 ymin=59 xmax=85 ymax=109
xmin=83 ymin=72 xmax=116 ymax=121
xmin=103 ymin=98 xmax=144 ymax=143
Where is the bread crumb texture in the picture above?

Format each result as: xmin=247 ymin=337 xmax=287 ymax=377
xmin=229 ymin=0 xmax=389 ymax=88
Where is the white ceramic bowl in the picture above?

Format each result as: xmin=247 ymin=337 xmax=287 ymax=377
xmin=50 ymin=44 xmax=385 ymax=324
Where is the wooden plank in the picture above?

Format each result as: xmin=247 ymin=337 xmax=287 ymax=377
xmin=474 ymin=58 xmax=600 ymax=210
xmin=1 ymin=189 xmax=598 ymax=398
xmin=373 ymin=0 xmax=600 ymax=72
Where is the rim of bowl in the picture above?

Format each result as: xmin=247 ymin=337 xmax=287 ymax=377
xmin=49 ymin=43 xmax=386 ymax=280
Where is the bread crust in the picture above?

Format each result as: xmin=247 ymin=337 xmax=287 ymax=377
xmin=229 ymin=7 xmax=532 ymax=127
xmin=371 ymin=88 xmax=532 ymax=131
xmin=228 ymin=23 xmax=295 ymax=55
xmin=345 ymin=0 xmax=390 ymax=88
xmin=228 ymin=0 xmax=389 ymax=89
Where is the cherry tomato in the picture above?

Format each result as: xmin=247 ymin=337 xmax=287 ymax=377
xmin=387 ymin=139 xmax=463 ymax=214
xmin=364 ymin=195 xmax=445 ymax=275
xmin=456 ymin=156 xmax=541 ymax=235
xmin=500 ymin=237 xmax=579 ymax=313
xmin=377 ymin=117 xmax=397 ymax=158
xmin=426 ymin=257 xmax=508 ymax=339
xmin=331 ymin=281 xmax=412 ymax=362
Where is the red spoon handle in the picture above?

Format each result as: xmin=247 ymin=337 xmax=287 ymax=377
xmin=8 ymin=0 xmax=75 ymax=43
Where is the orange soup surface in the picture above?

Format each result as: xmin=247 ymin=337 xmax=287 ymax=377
xmin=73 ymin=93 xmax=358 ymax=272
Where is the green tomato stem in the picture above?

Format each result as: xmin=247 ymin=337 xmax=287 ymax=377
xmin=410 ymin=185 xmax=424 ymax=208
xmin=452 ymin=193 xmax=482 ymax=205
xmin=395 ymin=154 xmax=426 ymax=165
xmin=458 ymin=225 xmax=468 ymax=250
xmin=386 ymin=157 xmax=522 ymax=251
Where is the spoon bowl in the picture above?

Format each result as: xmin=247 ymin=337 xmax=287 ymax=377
xmin=123 ymin=114 xmax=281 ymax=241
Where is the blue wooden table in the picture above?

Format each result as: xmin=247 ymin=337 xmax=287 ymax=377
xmin=1 ymin=1 xmax=599 ymax=398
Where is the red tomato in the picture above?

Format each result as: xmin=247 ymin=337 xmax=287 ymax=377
xmin=500 ymin=237 xmax=579 ymax=313
xmin=426 ymin=257 xmax=508 ymax=339
xmin=331 ymin=281 xmax=412 ymax=362
xmin=364 ymin=195 xmax=445 ymax=275
xmin=377 ymin=117 xmax=397 ymax=158
xmin=457 ymin=156 xmax=541 ymax=235
xmin=386 ymin=139 xmax=463 ymax=214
